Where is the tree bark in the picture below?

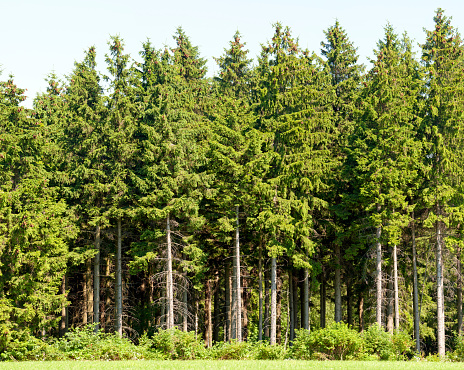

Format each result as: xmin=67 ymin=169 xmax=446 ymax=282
xmin=376 ymin=224 xmax=382 ymax=327
xmin=205 ymin=279 xmax=212 ymax=347
xmin=334 ymin=243 xmax=342 ymax=323
xmin=270 ymin=256 xmax=277 ymax=345
xmin=258 ymin=241 xmax=264 ymax=341
xmin=458 ymin=245 xmax=463 ymax=336
xmin=276 ymin=276 xmax=282 ymax=344
xmin=183 ymin=275 xmax=188 ymax=332
xmin=436 ymin=219 xmax=445 ymax=357
xmin=264 ymin=266 xmax=270 ymax=338
xmin=358 ymin=293 xmax=364 ymax=332
xmin=225 ymin=259 xmax=231 ymax=341
xmin=213 ymin=274 xmax=220 ymax=342
xmin=347 ymin=281 xmax=353 ymax=326
xmin=234 ymin=205 xmax=242 ymax=341
xmin=115 ymin=217 xmax=123 ymax=336
xmin=302 ymin=267 xmax=309 ymax=330
xmin=386 ymin=245 xmax=394 ymax=333
xmin=393 ymin=244 xmax=399 ymax=331
xmin=242 ymin=274 xmax=249 ymax=341
xmin=289 ymin=270 xmax=294 ymax=342
xmin=166 ymin=214 xmax=174 ymax=329
xmin=93 ymin=225 xmax=101 ymax=332
xmin=412 ymin=211 xmax=420 ymax=352
xmin=320 ymin=270 xmax=326 ymax=329
xmin=60 ymin=274 xmax=68 ymax=337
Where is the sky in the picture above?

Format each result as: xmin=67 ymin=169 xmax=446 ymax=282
xmin=1 ymin=0 xmax=464 ymax=108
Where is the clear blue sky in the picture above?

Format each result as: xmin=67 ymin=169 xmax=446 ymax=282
xmin=1 ymin=0 xmax=463 ymax=107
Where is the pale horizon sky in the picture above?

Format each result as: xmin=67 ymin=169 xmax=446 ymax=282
xmin=1 ymin=1 xmax=463 ymax=107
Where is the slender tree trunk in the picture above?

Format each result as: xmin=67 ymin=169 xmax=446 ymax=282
xmin=242 ymin=274 xmax=249 ymax=341
xmin=358 ymin=293 xmax=364 ymax=333
xmin=277 ymin=276 xmax=282 ymax=344
xmin=458 ymin=244 xmax=463 ymax=336
xmin=293 ymin=273 xmax=299 ymax=330
xmin=258 ymin=241 xmax=264 ymax=341
xmin=436 ymin=218 xmax=445 ymax=357
xmin=115 ymin=218 xmax=123 ymax=336
xmin=302 ymin=267 xmax=309 ymax=330
xmin=182 ymin=286 xmax=188 ymax=333
xmin=60 ymin=274 xmax=68 ymax=337
xmin=387 ymin=245 xmax=394 ymax=333
xmin=234 ymin=206 xmax=242 ymax=341
xmin=320 ymin=270 xmax=326 ymax=329
xmin=264 ymin=267 xmax=270 ymax=338
xmin=104 ymin=255 xmax=112 ymax=331
xmin=376 ymin=224 xmax=382 ymax=327
xmin=205 ymin=279 xmax=212 ymax=347
xmin=393 ymin=243 xmax=399 ymax=331
xmin=347 ymin=281 xmax=353 ymax=327
xmin=166 ymin=214 xmax=174 ymax=329
xmin=225 ymin=260 xmax=231 ymax=341
xmin=213 ymin=274 xmax=220 ymax=342
xmin=412 ymin=212 xmax=420 ymax=352
xmin=334 ymin=243 xmax=342 ymax=323
xmin=270 ymin=257 xmax=277 ymax=345
xmin=195 ymin=299 xmax=199 ymax=340
xmin=93 ymin=225 xmax=101 ymax=332
xmin=289 ymin=270 xmax=294 ymax=342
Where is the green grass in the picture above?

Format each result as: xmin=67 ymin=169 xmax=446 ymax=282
xmin=1 ymin=361 xmax=463 ymax=370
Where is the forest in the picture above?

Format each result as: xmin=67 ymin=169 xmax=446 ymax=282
xmin=1 ymin=7 xmax=464 ymax=360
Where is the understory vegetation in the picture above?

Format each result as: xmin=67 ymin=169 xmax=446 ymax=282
xmin=2 ymin=324 xmax=464 ymax=362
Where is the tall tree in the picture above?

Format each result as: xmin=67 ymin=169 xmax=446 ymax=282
xmin=421 ymin=9 xmax=464 ymax=357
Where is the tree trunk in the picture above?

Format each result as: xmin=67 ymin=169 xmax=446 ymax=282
xmin=393 ymin=244 xmax=399 ymax=331
xmin=166 ymin=214 xmax=174 ymax=329
xmin=334 ymin=243 xmax=342 ymax=323
xmin=457 ymin=245 xmax=462 ymax=336
xmin=264 ymin=266 xmax=270 ymax=338
xmin=270 ymin=257 xmax=277 ymax=345
xmin=115 ymin=217 xmax=123 ymax=336
xmin=93 ymin=225 xmax=101 ymax=332
xmin=213 ymin=274 xmax=220 ymax=342
xmin=358 ymin=293 xmax=364 ymax=332
xmin=289 ymin=270 xmax=294 ymax=342
xmin=436 ymin=219 xmax=445 ymax=357
xmin=205 ymin=279 xmax=212 ymax=347
xmin=234 ymin=206 xmax=242 ymax=341
xmin=183 ymin=275 xmax=188 ymax=332
xmin=225 ymin=259 xmax=231 ymax=341
xmin=242 ymin=274 xmax=249 ymax=341
xmin=276 ymin=276 xmax=282 ymax=344
xmin=302 ymin=267 xmax=309 ymax=330
xmin=376 ymin=224 xmax=382 ymax=327
xmin=293 ymin=273 xmax=299 ymax=330
xmin=258 ymin=241 xmax=264 ymax=341
xmin=320 ymin=270 xmax=326 ymax=329
xmin=412 ymin=212 xmax=420 ymax=352
xmin=84 ymin=258 xmax=93 ymax=325
xmin=386 ymin=245 xmax=394 ymax=333
xmin=347 ymin=281 xmax=353 ymax=326
xmin=60 ymin=274 xmax=68 ymax=337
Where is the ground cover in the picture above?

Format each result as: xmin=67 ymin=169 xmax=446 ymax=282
xmin=1 ymin=361 xmax=464 ymax=370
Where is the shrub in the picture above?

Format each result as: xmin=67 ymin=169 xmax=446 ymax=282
xmin=141 ymin=328 xmax=206 ymax=360
xmin=449 ymin=336 xmax=464 ymax=362
xmin=363 ymin=325 xmax=413 ymax=360
xmin=252 ymin=341 xmax=288 ymax=360
xmin=292 ymin=322 xmax=364 ymax=360
xmin=210 ymin=340 xmax=253 ymax=360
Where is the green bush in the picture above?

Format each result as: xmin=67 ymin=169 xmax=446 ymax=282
xmin=292 ymin=322 xmax=364 ymax=360
xmin=141 ymin=327 xmax=206 ymax=360
xmin=449 ymin=336 xmax=464 ymax=362
xmin=252 ymin=341 xmax=288 ymax=360
xmin=0 ymin=330 xmax=58 ymax=361
xmin=363 ymin=325 xmax=413 ymax=360
xmin=210 ymin=340 xmax=253 ymax=360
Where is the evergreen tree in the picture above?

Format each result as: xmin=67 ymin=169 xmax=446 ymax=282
xmin=420 ymin=9 xmax=464 ymax=357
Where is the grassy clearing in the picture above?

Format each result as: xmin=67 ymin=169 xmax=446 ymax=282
xmin=1 ymin=360 xmax=464 ymax=370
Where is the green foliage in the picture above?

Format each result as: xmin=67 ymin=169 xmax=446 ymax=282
xmin=292 ymin=323 xmax=364 ymax=360
xmin=363 ymin=325 xmax=414 ymax=360
xmin=140 ymin=328 xmax=206 ymax=360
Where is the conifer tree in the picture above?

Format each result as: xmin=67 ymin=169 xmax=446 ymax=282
xmin=421 ymin=9 xmax=464 ymax=356
xmin=351 ymin=25 xmax=423 ymax=329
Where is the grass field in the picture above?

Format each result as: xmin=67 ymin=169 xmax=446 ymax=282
xmin=1 ymin=360 xmax=463 ymax=370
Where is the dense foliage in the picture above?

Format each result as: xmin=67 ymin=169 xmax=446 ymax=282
xmin=2 ymin=8 xmax=464 ymax=361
